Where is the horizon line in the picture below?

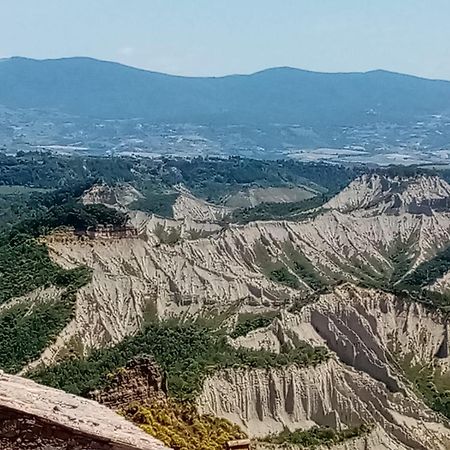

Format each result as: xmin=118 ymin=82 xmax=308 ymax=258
xmin=2 ymin=55 xmax=450 ymax=83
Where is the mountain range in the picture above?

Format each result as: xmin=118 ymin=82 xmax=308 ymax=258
xmin=2 ymin=56 xmax=450 ymax=126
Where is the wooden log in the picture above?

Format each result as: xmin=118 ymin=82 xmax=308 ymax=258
xmin=226 ymin=438 xmax=251 ymax=449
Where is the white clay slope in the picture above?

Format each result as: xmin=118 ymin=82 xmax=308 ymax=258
xmin=199 ymin=284 xmax=450 ymax=450
xmin=325 ymin=173 xmax=450 ymax=214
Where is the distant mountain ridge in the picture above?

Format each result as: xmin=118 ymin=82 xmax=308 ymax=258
xmin=1 ymin=56 xmax=450 ymax=125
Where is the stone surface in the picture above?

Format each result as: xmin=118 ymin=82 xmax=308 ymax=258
xmin=0 ymin=371 xmax=170 ymax=450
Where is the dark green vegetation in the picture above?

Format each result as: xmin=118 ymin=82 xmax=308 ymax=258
xmin=387 ymin=243 xmax=450 ymax=310
xmin=0 ymin=190 xmax=93 ymax=371
xmin=0 ymin=151 xmax=135 ymax=189
xmin=0 ymin=234 xmax=62 ymax=305
xmin=129 ymin=191 xmax=179 ymax=218
xmin=0 ymin=185 xmax=51 ymax=229
xmin=0 ymin=300 xmax=71 ymax=373
xmin=270 ymin=267 xmax=301 ymax=289
xmin=433 ymin=392 xmax=450 ymax=419
xmin=400 ymin=244 xmax=450 ymax=289
xmin=231 ymin=195 xmax=328 ymax=223
xmin=3 ymin=57 xmax=450 ymax=128
xmin=0 ymin=175 xmax=123 ymax=372
xmin=31 ymin=324 xmax=329 ymax=401
xmin=0 ymin=187 xmax=126 ymax=305
xmin=291 ymin=259 xmax=328 ymax=291
xmin=0 ymin=266 xmax=90 ymax=373
xmin=167 ymin=157 xmax=359 ymax=202
xmin=230 ymin=314 xmax=278 ymax=339
xmin=264 ymin=243 xmax=328 ymax=292
xmin=262 ymin=424 xmax=372 ymax=448
xmin=0 ymin=180 xmax=126 ymax=373
xmin=25 ymin=202 xmax=128 ymax=234
xmin=386 ymin=238 xmax=418 ymax=287
xmin=399 ymin=356 xmax=450 ymax=421
xmin=0 ymin=151 xmax=362 ymax=217
xmin=0 ymin=152 xmax=359 ymax=195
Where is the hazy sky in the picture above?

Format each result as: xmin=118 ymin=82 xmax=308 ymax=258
xmin=2 ymin=0 xmax=450 ymax=79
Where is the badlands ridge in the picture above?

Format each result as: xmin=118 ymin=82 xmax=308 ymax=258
xmin=6 ymin=172 xmax=450 ymax=449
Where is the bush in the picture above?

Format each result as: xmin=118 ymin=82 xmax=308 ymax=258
xmin=270 ymin=267 xmax=300 ymax=289
xmin=230 ymin=315 xmax=276 ymax=338
xmin=123 ymin=399 xmax=246 ymax=450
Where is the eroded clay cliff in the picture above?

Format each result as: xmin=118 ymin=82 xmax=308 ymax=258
xmin=199 ymin=284 xmax=450 ymax=450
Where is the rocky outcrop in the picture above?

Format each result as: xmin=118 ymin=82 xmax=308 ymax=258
xmin=0 ymin=371 xmax=170 ymax=450
xmin=91 ymin=356 xmax=166 ymax=410
xmin=172 ymin=190 xmax=232 ymax=222
xmin=325 ymin=173 xmax=450 ymax=215
xmin=234 ymin=283 xmax=450 ymax=391
xmin=82 ymin=183 xmax=143 ymax=209
xmin=198 ymin=359 xmax=450 ymax=449
xmin=38 ymin=214 xmax=297 ymax=359
xmin=298 ymin=284 xmax=449 ymax=378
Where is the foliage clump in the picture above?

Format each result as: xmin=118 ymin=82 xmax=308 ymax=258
xmin=0 ymin=234 xmax=60 ymax=305
xmin=17 ymin=202 xmax=128 ymax=236
xmin=432 ymin=391 xmax=450 ymax=418
xmin=123 ymin=399 xmax=246 ymax=450
xmin=292 ymin=259 xmax=327 ymax=291
xmin=0 ymin=181 xmax=96 ymax=371
xmin=230 ymin=314 xmax=276 ymax=338
xmin=129 ymin=180 xmax=179 ymax=217
xmin=231 ymin=195 xmax=328 ymax=223
xmin=270 ymin=267 xmax=300 ymax=289
xmin=262 ymin=424 xmax=372 ymax=448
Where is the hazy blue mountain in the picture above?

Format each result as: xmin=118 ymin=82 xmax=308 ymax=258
xmin=1 ymin=56 xmax=450 ymax=125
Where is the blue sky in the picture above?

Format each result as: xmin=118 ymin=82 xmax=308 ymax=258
xmin=2 ymin=0 xmax=450 ymax=79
